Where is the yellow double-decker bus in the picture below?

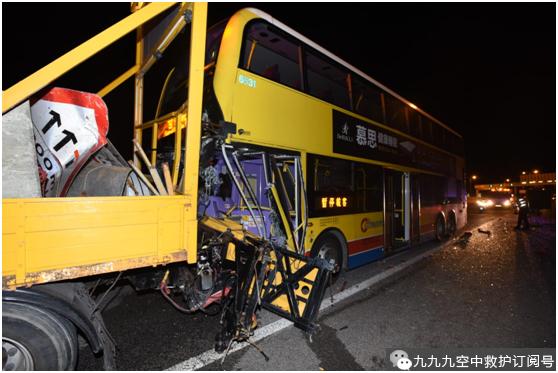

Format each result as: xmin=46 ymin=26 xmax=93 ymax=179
xmin=2 ymin=5 xmax=466 ymax=370
xmin=199 ymin=7 xmax=466 ymax=271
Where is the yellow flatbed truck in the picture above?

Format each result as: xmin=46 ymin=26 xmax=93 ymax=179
xmin=2 ymin=3 xmax=331 ymax=370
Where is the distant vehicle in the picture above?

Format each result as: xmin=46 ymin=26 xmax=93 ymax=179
xmin=476 ymin=190 xmax=513 ymax=211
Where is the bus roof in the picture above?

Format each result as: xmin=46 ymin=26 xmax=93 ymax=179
xmin=243 ymin=8 xmax=462 ymax=139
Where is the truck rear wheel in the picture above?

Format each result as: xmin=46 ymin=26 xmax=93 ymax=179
xmin=2 ymin=302 xmax=77 ymax=371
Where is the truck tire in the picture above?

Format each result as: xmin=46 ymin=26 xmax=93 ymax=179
xmin=2 ymin=302 xmax=78 ymax=371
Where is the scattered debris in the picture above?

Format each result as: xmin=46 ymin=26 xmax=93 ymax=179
xmin=477 ymin=228 xmax=491 ymax=236
xmin=455 ymin=231 xmax=472 ymax=246
xmin=339 ymin=325 xmax=348 ymax=331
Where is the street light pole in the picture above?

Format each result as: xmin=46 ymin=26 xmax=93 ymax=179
xmin=470 ymin=175 xmax=478 ymax=196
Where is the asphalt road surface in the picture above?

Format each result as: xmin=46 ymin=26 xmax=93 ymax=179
xmin=78 ymin=209 xmax=555 ymax=370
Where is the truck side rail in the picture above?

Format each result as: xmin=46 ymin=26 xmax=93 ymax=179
xmin=2 ymin=2 xmax=175 ymax=114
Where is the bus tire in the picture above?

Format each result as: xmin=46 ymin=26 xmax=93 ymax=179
xmin=311 ymin=234 xmax=343 ymax=281
xmin=2 ymin=302 xmax=78 ymax=371
xmin=435 ymin=214 xmax=446 ymax=242
xmin=446 ymin=213 xmax=457 ymax=238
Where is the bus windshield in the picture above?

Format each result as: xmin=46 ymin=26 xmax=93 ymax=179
xmin=157 ymin=19 xmax=227 ymax=117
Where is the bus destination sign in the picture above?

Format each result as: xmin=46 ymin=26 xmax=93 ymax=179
xmin=320 ymin=196 xmax=349 ymax=209
xmin=332 ymin=109 xmax=453 ymax=175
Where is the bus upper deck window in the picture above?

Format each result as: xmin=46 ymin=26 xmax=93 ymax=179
xmin=304 ymin=50 xmax=350 ymax=110
xmin=241 ymin=21 xmax=302 ymax=90
xmin=352 ymin=77 xmax=383 ymax=123
xmin=421 ymin=116 xmax=433 ymax=143
xmin=384 ymin=94 xmax=407 ymax=131
xmin=205 ymin=19 xmax=227 ymax=65
xmin=408 ymin=107 xmax=421 ymax=138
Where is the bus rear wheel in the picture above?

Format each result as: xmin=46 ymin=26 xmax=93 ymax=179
xmin=446 ymin=214 xmax=457 ymax=238
xmin=311 ymin=235 xmax=343 ymax=281
xmin=2 ymin=302 xmax=78 ymax=371
xmin=435 ymin=215 xmax=446 ymax=241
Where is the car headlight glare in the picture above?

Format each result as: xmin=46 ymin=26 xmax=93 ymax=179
xmin=476 ymin=199 xmax=494 ymax=207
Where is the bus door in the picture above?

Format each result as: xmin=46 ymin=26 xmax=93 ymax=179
xmin=269 ymin=155 xmax=307 ymax=253
xmin=384 ymin=170 xmax=411 ymax=252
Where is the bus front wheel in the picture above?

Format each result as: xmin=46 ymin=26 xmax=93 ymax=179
xmin=311 ymin=234 xmax=343 ymax=280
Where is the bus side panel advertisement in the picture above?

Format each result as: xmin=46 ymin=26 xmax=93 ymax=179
xmin=332 ymin=109 xmax=454 ymax=176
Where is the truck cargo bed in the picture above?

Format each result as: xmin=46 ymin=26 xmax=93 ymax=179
xmin=3 ymin=195 xmax=195 ymax=288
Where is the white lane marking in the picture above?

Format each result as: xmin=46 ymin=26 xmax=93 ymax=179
xmin=319 ymin=246 xmax=440 ymax=311
xmin=166 ymin=318 xmax=292 ymax=371
xmin=166 ymin=244 xmax=443 ymax=371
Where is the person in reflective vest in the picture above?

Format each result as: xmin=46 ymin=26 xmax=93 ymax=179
xmin=514 ymin=193 xmax=530 ymax=230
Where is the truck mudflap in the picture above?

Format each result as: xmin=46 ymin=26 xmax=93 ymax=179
xmin=199 ymin=216 xmax=334 ymax=354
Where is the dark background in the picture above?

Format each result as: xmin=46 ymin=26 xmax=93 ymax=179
xmin=2 ymin=2 xmax=555 ymax=183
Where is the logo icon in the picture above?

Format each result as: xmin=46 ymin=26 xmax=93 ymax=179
xmin=397 ymin=358 xmax=412 ymax=371
xmin=342 ymin=122 xmax=349 ymax=135
xmin=390 ymin=350 xmax=411 ymax=370
xmin=361 ymin=218 xmax=369 ymax=233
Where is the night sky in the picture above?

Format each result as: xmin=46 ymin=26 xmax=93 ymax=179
xmin=2 ymin=2 xmax=555 ymax=183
